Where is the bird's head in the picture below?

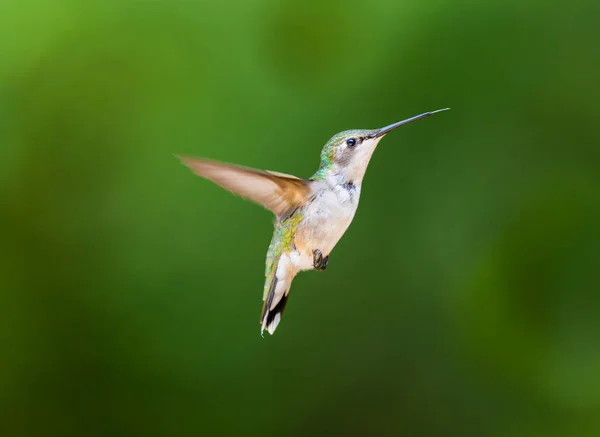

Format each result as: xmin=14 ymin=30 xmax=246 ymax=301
xmin=312 ymin=108 xmax=450 ymax=183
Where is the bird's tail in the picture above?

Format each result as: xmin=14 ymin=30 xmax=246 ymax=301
xmin=260 ymin=254 xmax=297 ymax=336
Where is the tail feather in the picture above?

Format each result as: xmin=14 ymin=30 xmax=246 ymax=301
xmin=262 ymin=289 xmax=290 ymax=335
xmin=260 ymin=255 xmax=296 ymax=335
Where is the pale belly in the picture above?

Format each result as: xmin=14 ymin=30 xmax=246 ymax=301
xmin=291 ymin=187 xmax=359 ymax=271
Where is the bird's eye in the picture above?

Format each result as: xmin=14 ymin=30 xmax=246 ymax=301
xmin=346 ymin=138 xmax=357 ymax=148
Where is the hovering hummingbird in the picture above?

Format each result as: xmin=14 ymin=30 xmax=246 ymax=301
xmin=178 ymin=108 xmax=449 ymax=335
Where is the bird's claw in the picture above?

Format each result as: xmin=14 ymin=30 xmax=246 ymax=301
xmin=312 ymin=249 xmax=329 ymax=271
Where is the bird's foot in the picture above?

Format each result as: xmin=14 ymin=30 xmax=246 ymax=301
xmin=312 ymin=249 xmax=329 ymax=271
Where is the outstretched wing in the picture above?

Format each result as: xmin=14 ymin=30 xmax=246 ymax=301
xmin=177 ymin=156 xmax=312 ymax=220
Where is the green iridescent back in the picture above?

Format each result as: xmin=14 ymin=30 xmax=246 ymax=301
xmin=263 ymin=209 xmax=304 ymax=298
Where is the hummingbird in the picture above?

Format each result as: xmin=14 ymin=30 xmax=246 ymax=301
xmin=177 ymin=108 xmax=449 ymax=335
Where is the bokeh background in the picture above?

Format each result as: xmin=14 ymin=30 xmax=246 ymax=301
xmin=2 ymin=1 xmax=599 ymax=436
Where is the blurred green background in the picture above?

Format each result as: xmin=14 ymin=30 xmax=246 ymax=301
xmin=1 ymin=1 xmax=599 ymax=436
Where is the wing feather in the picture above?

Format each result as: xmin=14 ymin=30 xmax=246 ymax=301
xmin=177 ymin=156 xmax=311 ymax=220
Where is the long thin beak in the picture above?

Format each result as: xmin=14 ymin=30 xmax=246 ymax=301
xmin=370 ymin=108 xmax=450 ymax=138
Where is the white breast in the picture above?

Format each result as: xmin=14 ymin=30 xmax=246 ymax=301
xmin=292 ymin=177 xmax=361 ymax=271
